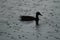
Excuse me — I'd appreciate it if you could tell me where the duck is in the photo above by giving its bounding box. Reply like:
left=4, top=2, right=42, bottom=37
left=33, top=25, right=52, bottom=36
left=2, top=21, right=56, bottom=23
left=19, top=11, right=43, bottom=25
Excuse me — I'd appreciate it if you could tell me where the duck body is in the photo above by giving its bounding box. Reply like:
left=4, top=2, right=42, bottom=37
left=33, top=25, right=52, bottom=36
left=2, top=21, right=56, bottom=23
left=20, top=16, right=36, bottom=21
left=19, top=11, right=42, bottom=25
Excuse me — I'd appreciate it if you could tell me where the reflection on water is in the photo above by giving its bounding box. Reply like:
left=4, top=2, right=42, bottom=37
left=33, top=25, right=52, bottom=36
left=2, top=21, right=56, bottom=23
left=35, top=25, right=42, bottom=40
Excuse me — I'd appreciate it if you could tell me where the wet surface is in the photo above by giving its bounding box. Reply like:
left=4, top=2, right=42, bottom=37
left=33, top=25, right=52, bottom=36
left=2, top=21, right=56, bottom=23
left=0, top=0, right=60, bottom=40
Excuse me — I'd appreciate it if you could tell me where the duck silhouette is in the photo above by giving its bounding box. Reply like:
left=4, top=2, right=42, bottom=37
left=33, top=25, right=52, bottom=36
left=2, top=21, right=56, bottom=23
left=19, top=11, right=43, bottom=25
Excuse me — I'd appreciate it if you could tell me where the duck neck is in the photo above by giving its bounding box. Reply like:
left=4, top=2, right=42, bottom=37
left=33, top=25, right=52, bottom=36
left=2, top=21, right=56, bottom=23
left=36, top=14, right=39, bottom=25
left=36, top=14, right=39, bottom=19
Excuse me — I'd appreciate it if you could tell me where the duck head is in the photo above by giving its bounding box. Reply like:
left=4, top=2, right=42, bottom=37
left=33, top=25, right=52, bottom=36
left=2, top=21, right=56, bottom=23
left=36, top=12, right=43, bottom=16
left=35, top=11, right=43, bottom=25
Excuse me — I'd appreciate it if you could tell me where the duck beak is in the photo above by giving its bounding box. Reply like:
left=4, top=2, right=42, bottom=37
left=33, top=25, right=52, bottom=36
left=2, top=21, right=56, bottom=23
left=40, top=14, right=43, bottom=16
left=39, top=12, right=43, bottom=16
left=41, top=14, right=43, bottom=16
